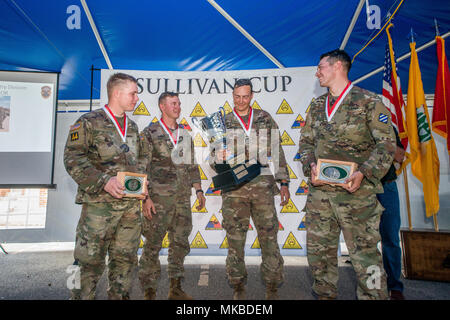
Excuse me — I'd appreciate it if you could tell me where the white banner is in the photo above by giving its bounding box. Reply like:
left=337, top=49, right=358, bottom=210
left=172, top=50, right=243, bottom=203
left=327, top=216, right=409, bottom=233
left=101, top=67, right=325, bottom=255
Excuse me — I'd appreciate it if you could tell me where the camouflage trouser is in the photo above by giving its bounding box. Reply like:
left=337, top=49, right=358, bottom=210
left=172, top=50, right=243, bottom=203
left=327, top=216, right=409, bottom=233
left=222, top=187, right=284, bottom=287
left=138, top=195, right=192, bottom=291
left=72, top=200, right=142, bottom=300
left=305, top=187, right=388, bottom=300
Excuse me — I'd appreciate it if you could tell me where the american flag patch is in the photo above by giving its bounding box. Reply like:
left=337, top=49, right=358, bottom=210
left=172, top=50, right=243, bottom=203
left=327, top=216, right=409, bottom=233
left=378, top=113, right=388, bottom=124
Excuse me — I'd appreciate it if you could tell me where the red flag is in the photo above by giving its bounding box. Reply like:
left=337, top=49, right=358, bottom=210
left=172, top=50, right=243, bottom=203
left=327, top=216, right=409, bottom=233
left=382, top=24, right=408, bottom=149
left=432, top=36, right=450, bottom=154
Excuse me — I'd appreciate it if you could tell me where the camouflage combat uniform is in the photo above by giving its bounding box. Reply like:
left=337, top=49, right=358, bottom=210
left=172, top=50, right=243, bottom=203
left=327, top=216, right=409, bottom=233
left=213, top=108, right=289, bottom=287
left=138, top=121, right=200, bottom=291
left=64, top=108, right=145, bottom=300
left=298, top=85, right=396, bottom=300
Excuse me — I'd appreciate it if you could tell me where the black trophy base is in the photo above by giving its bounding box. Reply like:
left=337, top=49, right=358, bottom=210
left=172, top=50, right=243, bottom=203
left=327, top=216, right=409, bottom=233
left=212, top=161, right=261, bottom=192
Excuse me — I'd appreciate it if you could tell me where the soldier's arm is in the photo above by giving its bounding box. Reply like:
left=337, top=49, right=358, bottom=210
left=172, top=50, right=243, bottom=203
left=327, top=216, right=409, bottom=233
left=358, top=100, right=396, bottom=182
left=298, top=107, right=317, bottom=177
left=188, top=134, right=202, bottom=187
left=267, top=116, right=289, bottom=183
left=63, top=118, right=111, bottom=194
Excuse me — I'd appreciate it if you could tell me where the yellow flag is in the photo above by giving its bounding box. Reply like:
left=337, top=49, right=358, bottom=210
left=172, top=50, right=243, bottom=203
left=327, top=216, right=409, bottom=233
left=405, top=42, right=440, bottom=217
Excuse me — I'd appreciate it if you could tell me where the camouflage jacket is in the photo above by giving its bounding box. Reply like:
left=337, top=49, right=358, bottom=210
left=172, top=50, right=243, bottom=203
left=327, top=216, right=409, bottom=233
left=64, top=108, right=146, bottom=204
left=211, top=108, right=290, bottom=195
left=298, top=85, right=396, bottom=194
left=140, top=120, right=200, bottom=197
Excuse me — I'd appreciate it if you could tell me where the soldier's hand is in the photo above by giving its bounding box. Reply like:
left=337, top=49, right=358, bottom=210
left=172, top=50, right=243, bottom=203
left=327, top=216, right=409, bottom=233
left=196, top=192, right=206, bottom=210
left=343, top=171, right=364, bottom=193
left=143, top=198, right=157, bottom=220
left=280, top=185, right=290, bottom=206
left=104, top=177, right=125, bottom=199
left=310, top=163, right=326, bottom=187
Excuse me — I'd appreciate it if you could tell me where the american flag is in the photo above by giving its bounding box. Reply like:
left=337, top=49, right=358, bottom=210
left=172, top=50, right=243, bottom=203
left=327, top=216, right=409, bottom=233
left=382, top=42, right=408, bottom=149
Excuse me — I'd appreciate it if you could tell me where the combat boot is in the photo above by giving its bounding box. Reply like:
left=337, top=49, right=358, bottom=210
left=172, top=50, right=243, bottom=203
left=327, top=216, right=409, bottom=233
left=265, top=283, right=279, bottom=300
left=233, top=283, right=246, bottom=300
left=168, top=278, right=193, bottom=300
left=144, top=288, right=156, bottom=300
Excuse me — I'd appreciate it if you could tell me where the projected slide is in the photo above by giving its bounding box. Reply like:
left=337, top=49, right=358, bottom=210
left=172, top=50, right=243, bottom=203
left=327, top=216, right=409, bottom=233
left=0, top=81, right=54, bottom=152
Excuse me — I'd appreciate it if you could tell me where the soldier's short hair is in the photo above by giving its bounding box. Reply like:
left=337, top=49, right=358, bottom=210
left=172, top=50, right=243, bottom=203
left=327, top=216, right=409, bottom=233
left=320, top=49, right=352, bottom=73
left=234, top=78, right=253, bottom=93
left=158, top=91, right=179, bottom=106
left=107, top=73, right=137, bottom=99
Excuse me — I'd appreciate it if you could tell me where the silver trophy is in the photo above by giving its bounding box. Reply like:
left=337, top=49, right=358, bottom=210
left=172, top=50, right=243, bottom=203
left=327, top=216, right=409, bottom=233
left=192, top=107, right=261, bottom=192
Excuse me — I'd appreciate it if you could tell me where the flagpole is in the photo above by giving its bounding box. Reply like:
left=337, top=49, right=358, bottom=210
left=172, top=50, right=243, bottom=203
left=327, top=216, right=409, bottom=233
left=402, top=167, right=413, bottom=230
left=433, top=214, right=439, bottom=232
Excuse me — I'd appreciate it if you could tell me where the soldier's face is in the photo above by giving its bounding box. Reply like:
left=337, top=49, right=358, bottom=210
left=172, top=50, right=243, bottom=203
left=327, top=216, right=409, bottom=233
left=316, top=57, right=335, bottom=88
left=160, top=96, right=181, bottom=120
left=116, top=81, right=139, bottom=112
left=233, top=85, right=253, bottom=114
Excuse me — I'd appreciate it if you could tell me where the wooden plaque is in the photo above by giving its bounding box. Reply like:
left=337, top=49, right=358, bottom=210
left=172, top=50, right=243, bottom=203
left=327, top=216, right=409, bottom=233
left=117, top=172, right=147, bottom=198
left=316, top=158, right=357, bottom=188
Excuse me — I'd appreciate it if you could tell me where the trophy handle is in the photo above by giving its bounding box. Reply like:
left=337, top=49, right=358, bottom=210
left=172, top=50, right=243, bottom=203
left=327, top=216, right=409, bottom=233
left=191, top=117, right=200, bottom=130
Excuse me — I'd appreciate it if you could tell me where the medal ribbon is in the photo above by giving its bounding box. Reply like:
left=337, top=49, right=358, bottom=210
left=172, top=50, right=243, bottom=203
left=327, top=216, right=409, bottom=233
left=326, top=81, right=353, bottom=122
left=159, top=118, right=179, bottom=147
left=103, top=104, right=127, bottom=142
left=232, top=107, right=253, bottom=136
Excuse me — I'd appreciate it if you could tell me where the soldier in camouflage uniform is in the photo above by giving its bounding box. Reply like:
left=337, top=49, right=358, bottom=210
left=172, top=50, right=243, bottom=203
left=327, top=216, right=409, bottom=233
left=298, top=50, right=396, bottom=300
left=138, top=92, right=206, bottom=300
left=64, top=73, right=146, bottom=300
left=212, top=79, right=290, bottom=300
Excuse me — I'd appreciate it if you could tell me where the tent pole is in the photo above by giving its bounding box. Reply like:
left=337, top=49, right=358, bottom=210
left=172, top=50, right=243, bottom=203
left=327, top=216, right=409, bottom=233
left=80, top=0, right=113, bottom=70
left=206, top=0, right=284, bottom=68
left=340, top=0, right=366, bottom=50
left=353, top=31, right=450, bottom=84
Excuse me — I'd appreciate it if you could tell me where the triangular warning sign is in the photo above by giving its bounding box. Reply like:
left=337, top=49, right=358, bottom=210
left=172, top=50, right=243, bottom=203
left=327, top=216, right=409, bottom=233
left=139, top=237, right=144, bottom=248
left=190, top=231, right=208, bottom=248
left=198, top=165, right=208, bottom=180
left=306, top=98, right=315, bottom=114
left=280, top=130, right=295, bottom=146
left=151, top=116, right=159, bottom=123
left=133, top=101, right=150, bottom=116
left=206, top=182, right=221, bottom=196
left=190, top=102, right=207, bottom=117
left=191, top=199, right=207, bottom=213
left=282, top=232, right=302, bottom=249
left=162, top=232, right=169, bottom=248
left=295, top=180, right=309, bottom=195
left=180, top=118, right=192, bottom=131
left=223, top=101, right=233, bottom=114
left=205, top=214, right=222, bottom=230
left=252, top=100, right=262, bottom=110
left=287, top=164, right=298, bottom=179
left=276, top=99, right=293, bottom=114
left=251, top=237, right=260, bottom=249
left=220, top=236, right=229, bottom=249
left=279, top=221, right=284, bottom=231
left=298, top=215, right=306, bottom=230
left=193, top=133, right=207, bottom=147
left=280, top=198, right=299, bottom=213
left=291, top=114, right=306, bottom=129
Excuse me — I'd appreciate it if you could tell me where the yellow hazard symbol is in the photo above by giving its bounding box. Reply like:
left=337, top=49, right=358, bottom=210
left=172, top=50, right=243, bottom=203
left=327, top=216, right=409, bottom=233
left=276, top=99, right=293, bottom=114
left=162, top=232, right=170, bottom=248
left=151, top=116, right=159, bottom=123
left=287, top=164, right=298, bottom=179
left=139, top=237, right=144, bottom=248
left=280, top=130, right=295, bottom=146
left=252, top=100, right=262, bottom=110
left=133, top=101, right=150, bottom=116
left=193, top=133, right=207, bottom=147
left=190, top=231, right=208, bottom=248
left=190, top=102, right=207, bottom=117
left=205, top=214, right=222, bottom=230
left=280, top=198, right=299, bottom=213
left=282, top=232, right=302, bottom=249
left=191, top=198, right=208, bottom=213
left=306, top=98, right=315, bottom=114
left=220, top=236, right=229, bottom=249
left=180, top=117, right=192, bottom=131
left=298, top=215, right=306, bottom=230
left=198, top=165, right=208, bottom=180
left=223, top=101, right=233, bottom=114
left=251, top=237, right=260, bottom=249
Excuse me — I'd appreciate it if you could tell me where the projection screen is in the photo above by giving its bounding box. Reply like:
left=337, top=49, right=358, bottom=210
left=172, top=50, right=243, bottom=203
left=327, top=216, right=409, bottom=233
left=0, top=70, right=59, bottom=187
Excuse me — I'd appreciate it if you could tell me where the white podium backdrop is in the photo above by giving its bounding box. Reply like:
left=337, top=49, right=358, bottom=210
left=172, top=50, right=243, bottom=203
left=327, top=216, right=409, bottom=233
left=100, top=67, right=325, bottom=255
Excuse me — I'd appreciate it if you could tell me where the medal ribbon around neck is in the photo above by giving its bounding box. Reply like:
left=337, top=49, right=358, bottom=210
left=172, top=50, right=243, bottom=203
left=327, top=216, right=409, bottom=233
left=103, top=104, right=127, bottom=142
left=159, top=118, right=180, bottom=147
left=325, top=81, right=353, bottom=122
left=232, top=107, right=253, bottom=136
